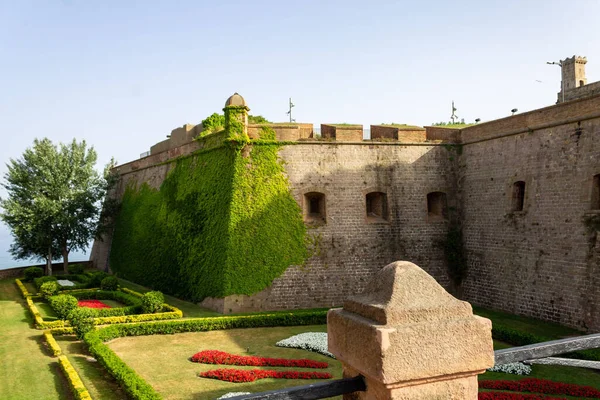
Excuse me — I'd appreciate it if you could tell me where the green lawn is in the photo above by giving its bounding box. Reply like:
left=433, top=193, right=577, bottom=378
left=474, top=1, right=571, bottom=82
left=107, top=324, right=341, bottom=400
left=0, top=279, right=72, bottom=400
left=473, top=306, right=586, bottom=338
left=55, top=336, right=124, bottom=400
left=117, top=278, right=221, bottom=318
left=4, top=274, right=600, bottom=400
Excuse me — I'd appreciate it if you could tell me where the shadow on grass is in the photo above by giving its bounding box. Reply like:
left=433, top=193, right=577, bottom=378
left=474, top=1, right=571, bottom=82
left=49, top=359, right=75, bottom=400
left=26, top=331, right=53, bottom=357
left=57, top=336, right=125, bottom=400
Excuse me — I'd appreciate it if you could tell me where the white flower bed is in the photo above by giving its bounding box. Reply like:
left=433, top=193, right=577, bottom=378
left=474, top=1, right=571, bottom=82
left=487, top=362, right=532, bottom=375
left=217, top=393, right=251, bottom=399
left=275, top=332, right=335, bottom=358
left=57, top=279, right=75, bottom=287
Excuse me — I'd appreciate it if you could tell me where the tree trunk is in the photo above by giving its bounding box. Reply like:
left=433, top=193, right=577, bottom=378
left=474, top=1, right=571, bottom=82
left=47, top=247, right=53, bottom=276
left=62, top=245, right=69, bottom=274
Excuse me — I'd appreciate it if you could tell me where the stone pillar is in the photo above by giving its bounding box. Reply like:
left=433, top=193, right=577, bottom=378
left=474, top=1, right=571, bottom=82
left=328, top=261, right=494, bottom=399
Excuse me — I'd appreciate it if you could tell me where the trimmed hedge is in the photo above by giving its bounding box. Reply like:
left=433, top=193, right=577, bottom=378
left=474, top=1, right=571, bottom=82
left=58, top=355, right=93, bottom=400
left=25, top=296, right=66, bottom=329
left=20, top=284, right=182, bottom=329
left=49, top=294, right=79, bottom=319
left=141, top=291, right=164, bottom=314
left=60, top=289, right=142, bottom=317
left=24, top=266, right=44, bottom=281
left=85, top=271, right=109, bottom=287
left=68, top=264, right=85, bottom=275
left=15, top=279, right=30, bottom=297
left=101, top=276, right=119, bottom=291
left=84, top=310, right=327, bottom=400
left=92, top=304, right=182, bottom=325
left=85, top=331, right=161, bottom=400
left=34, top=275, right=57, bottom=289
left=95, top=311, right=327, bottom=342
left=50, top=327, right=75, bottom=335
left=40, top=281, right=60, bottom=299
left=44, top=330, right=62, bottom=356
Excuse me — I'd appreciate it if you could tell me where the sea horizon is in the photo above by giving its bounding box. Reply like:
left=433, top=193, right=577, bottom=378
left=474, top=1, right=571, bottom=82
left=0, top=224, right=91, bottom=270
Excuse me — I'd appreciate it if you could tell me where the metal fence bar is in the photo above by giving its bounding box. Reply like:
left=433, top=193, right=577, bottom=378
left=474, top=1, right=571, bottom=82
left=494, top=332, right=600, bottom=365
left=226, top=375, right=366, bottom=400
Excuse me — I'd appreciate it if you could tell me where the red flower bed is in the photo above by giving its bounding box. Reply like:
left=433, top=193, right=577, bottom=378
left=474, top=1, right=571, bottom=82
left=479, top=393, right=567, bottom=400
left=479, top=378, right=600, bottom=398
left=198, top=368, right=332, bottom=383
left=190, top=350, right=328, bottom=369
left=77, top=299, right=112, bottom=309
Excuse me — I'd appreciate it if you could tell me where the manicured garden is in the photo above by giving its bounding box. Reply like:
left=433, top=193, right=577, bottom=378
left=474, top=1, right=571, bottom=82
left=2, top=270, right=600, bottom=400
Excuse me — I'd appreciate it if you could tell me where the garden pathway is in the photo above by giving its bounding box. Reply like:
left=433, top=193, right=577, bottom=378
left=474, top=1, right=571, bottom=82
left=0, top=278, right=71, bottom=400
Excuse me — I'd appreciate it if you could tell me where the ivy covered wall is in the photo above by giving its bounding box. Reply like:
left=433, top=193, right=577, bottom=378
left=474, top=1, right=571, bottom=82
left=109, top=116, right=308, bottom=302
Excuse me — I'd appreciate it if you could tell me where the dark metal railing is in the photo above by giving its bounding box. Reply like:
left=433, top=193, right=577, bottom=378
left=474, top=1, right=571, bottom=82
left=226, top=375, right=366, bottom=400
left=224, top=332, right=600, bottom=400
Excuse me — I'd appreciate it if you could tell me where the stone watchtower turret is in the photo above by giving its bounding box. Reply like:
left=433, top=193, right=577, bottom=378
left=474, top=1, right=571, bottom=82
left=558, top=56, right=587, bottom=102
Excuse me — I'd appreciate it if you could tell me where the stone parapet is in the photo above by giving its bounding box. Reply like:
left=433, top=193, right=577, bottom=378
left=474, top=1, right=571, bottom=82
left=321, top=124, right=364, bottom=141
left=328, top=261, right=494, bottom=399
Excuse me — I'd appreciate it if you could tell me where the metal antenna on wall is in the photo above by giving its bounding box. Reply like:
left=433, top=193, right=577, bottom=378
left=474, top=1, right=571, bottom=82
left=450, top=101, right=458, bottom=124
left=547, top=60, right=564, bottom=103
left=286, top=98, right=296, bottom=123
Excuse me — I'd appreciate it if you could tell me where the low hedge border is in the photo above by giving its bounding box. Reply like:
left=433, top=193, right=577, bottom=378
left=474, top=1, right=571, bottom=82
left=44, top=330, right=62, bottom=356
left=15, top=279, right=66, bottom=329
left=57, top=289, right=142, bottom=317
left=58, top=354, right=93, bottom=400
left=15, top=278, right=30, bottom=297
left=51, top=327, right=75, bottom=335
left=34, top=274, right=93, bottom=291
left=83, top=310, right=328, bottom=400
left=26, top=296, right=66, bottom=329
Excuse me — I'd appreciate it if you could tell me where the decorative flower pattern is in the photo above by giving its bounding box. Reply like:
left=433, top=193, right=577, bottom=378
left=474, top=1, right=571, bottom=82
left=77, top=300, right=111, bottom=309
left=198, top=368, right=332, bottom=383
left=190, top=350, right=328, bottom=368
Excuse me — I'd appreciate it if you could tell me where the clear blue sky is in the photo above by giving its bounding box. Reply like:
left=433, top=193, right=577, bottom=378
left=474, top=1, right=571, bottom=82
left=0, top=0, right=599, bottom=267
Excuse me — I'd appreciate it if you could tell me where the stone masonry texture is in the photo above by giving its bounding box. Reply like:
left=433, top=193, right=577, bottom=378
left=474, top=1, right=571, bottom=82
left=91, top=93, right=600, bottom=331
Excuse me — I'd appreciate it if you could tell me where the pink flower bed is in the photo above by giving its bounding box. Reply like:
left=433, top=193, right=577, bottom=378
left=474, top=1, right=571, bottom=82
left=77, top=299, right=112, bottom=309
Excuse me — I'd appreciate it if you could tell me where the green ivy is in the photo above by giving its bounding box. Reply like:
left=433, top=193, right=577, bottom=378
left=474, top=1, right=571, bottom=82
left=109, top=119, right=307, bottom=302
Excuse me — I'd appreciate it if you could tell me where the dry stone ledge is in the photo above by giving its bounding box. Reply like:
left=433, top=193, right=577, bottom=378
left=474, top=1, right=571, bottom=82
left=327, top=261, right=494, bottom=399
left=524, top=357, right=600, bottom=370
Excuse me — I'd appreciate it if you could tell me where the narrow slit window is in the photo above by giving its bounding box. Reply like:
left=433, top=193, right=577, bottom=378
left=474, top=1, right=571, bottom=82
left=366, top=192, right=388, bottom=221
left=592, top=174, right=600, bottom=210
left=427, top=192, right=448, bottom=219
left=304, top=192, right=325, bottom=223
left=512, top=181, right=526, bottom=212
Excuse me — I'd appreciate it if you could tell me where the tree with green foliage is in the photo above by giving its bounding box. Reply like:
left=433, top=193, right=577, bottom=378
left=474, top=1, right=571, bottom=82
left=0, top=138, right=116, bottom=275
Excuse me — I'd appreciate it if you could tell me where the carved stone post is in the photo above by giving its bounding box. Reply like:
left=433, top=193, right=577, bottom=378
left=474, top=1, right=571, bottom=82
left=328, top=261, right=494, bottom=399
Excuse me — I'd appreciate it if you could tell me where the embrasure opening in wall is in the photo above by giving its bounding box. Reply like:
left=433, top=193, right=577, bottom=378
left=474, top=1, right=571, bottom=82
left=366, top=192, right=388, bottom=222
left=512, top=181, right=526, bottom=212
left=304, top=192, right=326, bottom=224
left=427, top=192, right=448, bottom=220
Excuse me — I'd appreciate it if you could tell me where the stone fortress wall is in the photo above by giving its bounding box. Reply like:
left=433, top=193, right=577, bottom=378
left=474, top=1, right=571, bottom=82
left=91, top=56, right=600, bottom=331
